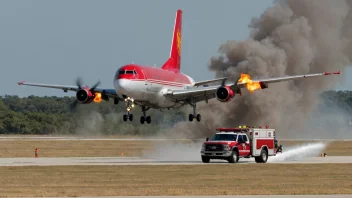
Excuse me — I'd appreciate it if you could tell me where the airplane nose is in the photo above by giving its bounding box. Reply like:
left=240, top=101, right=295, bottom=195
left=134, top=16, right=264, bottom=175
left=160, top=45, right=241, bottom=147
left=115, top=79, right=128, bottom=91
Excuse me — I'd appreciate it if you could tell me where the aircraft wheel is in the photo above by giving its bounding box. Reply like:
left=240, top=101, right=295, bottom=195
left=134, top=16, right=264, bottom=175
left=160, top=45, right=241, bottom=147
left=189, top=114, right=193, bottom=122
left=129, top=114, right=133, bottom=121
left=146, top=116, right=151, bottom=124
left=123, top=114, right=128, bottom=122
left=196, top=114, right=201, bottom=122
left=140, top=116, right=145, bottom=124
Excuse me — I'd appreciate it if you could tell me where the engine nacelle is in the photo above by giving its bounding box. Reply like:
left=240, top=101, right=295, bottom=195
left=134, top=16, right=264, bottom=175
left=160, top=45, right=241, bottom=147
left=216, top=86, right=235, bottom=102
left=76, top=88, right=95, bottom=104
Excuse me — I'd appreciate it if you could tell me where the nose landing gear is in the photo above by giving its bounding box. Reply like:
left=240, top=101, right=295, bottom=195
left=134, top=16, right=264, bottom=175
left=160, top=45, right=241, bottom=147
left=123, top=97, right=135, bottom=122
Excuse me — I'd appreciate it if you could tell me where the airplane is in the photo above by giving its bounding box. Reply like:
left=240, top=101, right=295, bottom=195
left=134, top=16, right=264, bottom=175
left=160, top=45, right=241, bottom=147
left=17, top=9, right=341, bottom=124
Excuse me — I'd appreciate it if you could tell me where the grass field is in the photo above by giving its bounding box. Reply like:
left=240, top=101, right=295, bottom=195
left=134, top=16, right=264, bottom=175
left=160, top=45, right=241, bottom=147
left=0, top=164, right=351, bottom=196
left=0, top=139, right=351, bottom=157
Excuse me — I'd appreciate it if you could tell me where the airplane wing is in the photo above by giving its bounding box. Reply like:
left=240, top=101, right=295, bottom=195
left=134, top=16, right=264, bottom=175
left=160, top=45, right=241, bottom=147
left=164, top=71, right=341, bottom=103
left=17, top=81, right=121, bottom=99
left=193, top=77, right=229, bottom=87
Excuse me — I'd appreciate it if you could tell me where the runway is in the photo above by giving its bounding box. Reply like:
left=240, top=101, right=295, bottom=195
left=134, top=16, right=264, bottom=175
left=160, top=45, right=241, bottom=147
left=0, top=156, right=351, bottom=166
left=0, top=136, right=195, bottom=141
left=0, top=136, right=351, bottom=141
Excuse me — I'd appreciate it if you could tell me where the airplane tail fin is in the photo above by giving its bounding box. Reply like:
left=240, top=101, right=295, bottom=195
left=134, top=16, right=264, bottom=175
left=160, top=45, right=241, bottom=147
left=162, top=9, right=182, bottom=73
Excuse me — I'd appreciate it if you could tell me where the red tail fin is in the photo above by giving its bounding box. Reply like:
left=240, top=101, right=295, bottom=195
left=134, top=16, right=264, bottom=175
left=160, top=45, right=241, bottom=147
left=162, top=9, right=182, bottom=73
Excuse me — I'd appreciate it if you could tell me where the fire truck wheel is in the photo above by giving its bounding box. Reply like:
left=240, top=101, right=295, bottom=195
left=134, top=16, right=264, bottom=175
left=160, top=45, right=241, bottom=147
left=255, top=149, right=268, bottom=163
left=201, top=156, right=210, bottom=163
left=228, top=150, right=239, bottom=163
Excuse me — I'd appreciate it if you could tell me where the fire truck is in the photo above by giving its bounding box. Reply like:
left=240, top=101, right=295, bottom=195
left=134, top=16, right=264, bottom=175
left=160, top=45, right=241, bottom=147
left=200, top=125, right=276, bottom=163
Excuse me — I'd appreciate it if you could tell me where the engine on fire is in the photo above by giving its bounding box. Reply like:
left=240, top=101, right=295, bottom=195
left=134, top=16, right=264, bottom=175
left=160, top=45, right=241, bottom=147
left=216, top=86, right=234, bottom=102
left=215, top=79, right=268, bottom=102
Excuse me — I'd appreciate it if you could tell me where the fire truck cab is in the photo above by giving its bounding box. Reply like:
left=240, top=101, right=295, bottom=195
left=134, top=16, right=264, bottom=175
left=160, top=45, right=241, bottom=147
left=200, top=125, right=276, bottom=163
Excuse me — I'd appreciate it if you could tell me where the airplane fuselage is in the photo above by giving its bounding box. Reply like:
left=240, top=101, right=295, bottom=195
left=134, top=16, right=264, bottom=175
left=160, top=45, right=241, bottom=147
left=114, top=64, right=195, bottom=109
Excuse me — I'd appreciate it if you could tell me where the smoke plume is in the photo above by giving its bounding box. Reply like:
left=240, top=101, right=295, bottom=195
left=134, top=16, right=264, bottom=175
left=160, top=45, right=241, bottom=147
left=163, top=0, right=352, bottom=139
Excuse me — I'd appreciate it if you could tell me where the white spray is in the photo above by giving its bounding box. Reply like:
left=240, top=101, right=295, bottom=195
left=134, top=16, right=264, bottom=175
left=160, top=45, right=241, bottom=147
left=268, top=142, right=328, bottom=162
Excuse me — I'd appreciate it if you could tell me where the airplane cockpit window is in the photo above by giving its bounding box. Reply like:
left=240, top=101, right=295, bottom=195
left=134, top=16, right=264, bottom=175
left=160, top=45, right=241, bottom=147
left=117, top=69, right=137, bottom=75
left=125, top=70, right=137, bottom=74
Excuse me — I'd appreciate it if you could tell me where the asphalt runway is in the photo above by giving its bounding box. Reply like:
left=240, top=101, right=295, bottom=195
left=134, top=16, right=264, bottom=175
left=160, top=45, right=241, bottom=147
left=0, top=136, right=194, bottom=141
left=0, top=156, right=351, bottom=166
left=0, top=136, right=351, bottom=141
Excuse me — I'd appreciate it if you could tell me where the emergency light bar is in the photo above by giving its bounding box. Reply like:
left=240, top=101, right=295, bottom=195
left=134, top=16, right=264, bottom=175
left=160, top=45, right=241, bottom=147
left=238, top=125, right=270, bottom=129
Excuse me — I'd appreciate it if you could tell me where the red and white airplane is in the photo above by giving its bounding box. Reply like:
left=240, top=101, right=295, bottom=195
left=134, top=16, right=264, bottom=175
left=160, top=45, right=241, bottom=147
left=18, top=9, right=340, bottom=124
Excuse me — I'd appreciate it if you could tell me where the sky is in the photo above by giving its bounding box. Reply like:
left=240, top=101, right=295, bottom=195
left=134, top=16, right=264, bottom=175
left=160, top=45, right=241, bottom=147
left=0, top=0, right=351, bottom=97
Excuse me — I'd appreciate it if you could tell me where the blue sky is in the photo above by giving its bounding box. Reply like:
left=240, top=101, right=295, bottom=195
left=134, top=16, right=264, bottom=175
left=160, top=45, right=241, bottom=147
left=0, top=0, right=350, bottom=97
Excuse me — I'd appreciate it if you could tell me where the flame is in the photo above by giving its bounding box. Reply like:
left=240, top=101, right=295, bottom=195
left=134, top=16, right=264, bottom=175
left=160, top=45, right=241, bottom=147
left=94, top=92, right=102, bottom=103
left=238, top=73, right=261, bottom=92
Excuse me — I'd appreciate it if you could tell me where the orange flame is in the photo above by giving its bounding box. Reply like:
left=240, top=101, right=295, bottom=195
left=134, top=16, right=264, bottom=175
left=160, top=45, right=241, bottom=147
left=94, top=93, right=102, bottom=103
left=238, top=73, right=261, bottom=92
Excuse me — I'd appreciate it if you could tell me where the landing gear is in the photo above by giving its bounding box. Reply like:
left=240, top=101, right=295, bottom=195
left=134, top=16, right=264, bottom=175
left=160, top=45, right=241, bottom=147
left=140, top=115, right=151, bottom=124
left=123, top=97, right=135, bottom=122
left=123, top=113, right=133, bottom=121
left=188, top=103, right=201, bottom=122
left=140, top=106, right=151, bottom=124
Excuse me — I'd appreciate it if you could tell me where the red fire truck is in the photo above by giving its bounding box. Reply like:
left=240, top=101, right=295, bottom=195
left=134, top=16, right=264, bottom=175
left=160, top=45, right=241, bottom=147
left=200, top=125, right=276, bottom=163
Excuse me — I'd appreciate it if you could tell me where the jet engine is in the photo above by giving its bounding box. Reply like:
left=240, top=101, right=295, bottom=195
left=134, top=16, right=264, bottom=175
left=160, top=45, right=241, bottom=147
left=216, top=86, right=235, bottom=102
left=76, top=88, right=95, bottom=104
left=69, top=78, right=102, bottom=111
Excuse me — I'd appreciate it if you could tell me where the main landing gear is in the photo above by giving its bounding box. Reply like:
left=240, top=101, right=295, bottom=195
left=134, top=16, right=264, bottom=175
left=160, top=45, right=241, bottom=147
left=123, top=97, right=135, bottom=122
left=188, top=103, right=201, bottom=122
left=140, top=105, right=151, bottom=124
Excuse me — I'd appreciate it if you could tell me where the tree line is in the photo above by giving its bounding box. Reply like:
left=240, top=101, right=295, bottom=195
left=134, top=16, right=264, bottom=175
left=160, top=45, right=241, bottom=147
left=0, top=90, right=351, bottom=135
left=0, top=95, right=185, bottom=135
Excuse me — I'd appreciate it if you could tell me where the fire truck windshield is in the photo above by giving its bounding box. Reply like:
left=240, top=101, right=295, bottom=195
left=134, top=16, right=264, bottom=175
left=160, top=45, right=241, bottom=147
left=210, top=134, right=237, bottom=141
